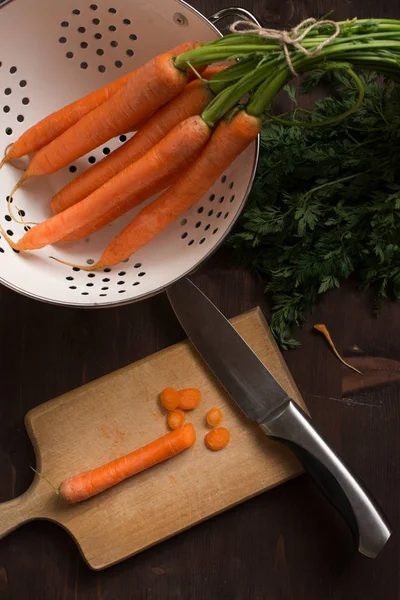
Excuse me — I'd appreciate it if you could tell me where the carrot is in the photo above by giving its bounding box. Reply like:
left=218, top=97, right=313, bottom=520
left=206, top=407, right=223, bottom=427
left=167, top=409, right=186, bottom=430
left=59, top=423, right=196, bottom=503
left=160, top=387, right=180, bottom=411
left=178, top=388, right=202, bottom=410
left=15, top=116, right=211, bottom=250
left=51, top=78, right=214, bottom=214
left=10, top=51, right=187, bottom=192
left=1, top=41, right=199, bottom=168
left=204, top=427, right=230, bottom=451
left=55, top=110, right=260, bottom=269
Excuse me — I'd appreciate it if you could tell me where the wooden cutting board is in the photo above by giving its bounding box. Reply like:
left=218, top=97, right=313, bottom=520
left=0, top=307, right=307, bottom=570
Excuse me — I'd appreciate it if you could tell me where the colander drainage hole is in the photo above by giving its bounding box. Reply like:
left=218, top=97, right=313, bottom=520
left=66, top=276, right=74, bottom=281
left=59, top=37, right=67, bottom=43
left=95, top=33, right=102, bottom=40
left=86, top=283, right=94, bottom=287
left=115, top=61, right=123, bottom=69
left=61, top=21, right=69, bottom=28
left=69, top=286, right=77, bottom=289
left=103, top=267, right=111, bottom=272
left=224, top=212, right=229, bottom=219
left=195, top=221, right=201, bottom=228
left=98, top=65, right=106, bottom=73
left=216, top=212, right=222, bottom=218
left=188, top=240, right=194, bottom=246
left=102, top=287, right=108, bottom=290
left=103, top=147, right=110, bottom=155
left=10, top=66, right=17, bottom=74
left=72, top=9, right=80, bottom=15
left=103, top=277, right=110, bottom=282
left=229, top=181, right=234, bottom=189
left=138, top=272, right=145, bottom=277
left=109, top=7, right=117, bottom=14
left=87, top=273, right=95, bottom=278
left=93, top=18, right=100, bottom=25
left=118, top=290, right=126, bottom=293
left=221, top=175, right=227, bottom=183
left=0, top=248, right=4, bottom=254
left=118, top=271, right=126, bottom=276
left=130, top=34, right=137, bottom=41
left=4, top=88, right=11, bottom=96
left=88, top=156, right=96, bottom=164
left=199, top=237, right=205, bottom=244
left=134, top=262, right=141, bottom=268
left=181, top=232, right=187, bottom=239
left=3, top=106, right=10, bottom=113
left=96, top=49, right=104, bottom=56
left=6, top=230, right=13, bottom=236
left=72, top=267, right=80, bottom=272
left=109, top=25, right=117, bottom=32
left=111, top=40, right=118, bottom=47
left=4, top=215, right=11, bottom=222
left=213, top=228, right=219, bottom=234
left=197, top=206, right=204, bottom=214
left=117, top=280, right=125, bottom=285
left=81, top=292, right=89, bottom=295
left=209, top=194, right=215, bottom=202
left=90, top=4, right=98, bottom=10
left=132, top=282, right=140, bottom=286
left=230, top=195, right=235, bottom=203
left=100, top=294, right=107, bottom=297
left=19, top=80, right=27, bottom=88
left=119, top=135, right=127, bottom=142
left=87, top=258, right=95, bottom=265
left=219, top=196, right=224, bottom=203
left=205, top=224, right=210, bottom=231
left=208, top=210, right=213, bottom=216
left=69, top=165, right=77, bottom=173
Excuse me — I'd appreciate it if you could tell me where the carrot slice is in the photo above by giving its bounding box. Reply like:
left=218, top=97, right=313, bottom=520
left=206, top=407, right=223, bottom=426
left=178, top=388, right=202, bottom=410
left=160, top=388, right=180, bottom=411
left=204, top=427, right=230, bottom=451
left=167, top=409, right=186, bottom=430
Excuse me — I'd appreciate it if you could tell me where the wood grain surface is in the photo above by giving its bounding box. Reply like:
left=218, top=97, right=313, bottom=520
left=0, top=0, right=399, bottom=598
left=0, top=309, right=305, bottom=570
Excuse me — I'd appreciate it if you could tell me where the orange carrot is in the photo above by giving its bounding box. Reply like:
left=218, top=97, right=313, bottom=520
left=160, top=388, right=180, bottom=411
left=178, top=388, right=202, bottom=410
left=60, top=423, right=196, bottom=503
left=59, top=110, right=260, bottom=269
left=51, top=78, right=214, bottom=214
left=1, top=41, right=199, bottom=167
left=15, top=116, right=211, bottom=250
left=12, top=52, right=188, bottom=187
left=167, top=409, right=186, bottom=430
left=206, top=407, right=223, bottom=427
left=204, top=427, right=230, bottom=451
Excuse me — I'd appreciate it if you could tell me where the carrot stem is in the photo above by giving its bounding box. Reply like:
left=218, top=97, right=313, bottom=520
left=30, top=466, right=60, bottom=495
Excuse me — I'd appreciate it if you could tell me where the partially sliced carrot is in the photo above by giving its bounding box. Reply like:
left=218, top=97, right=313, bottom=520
left=60, top=423, right=196, bottom=503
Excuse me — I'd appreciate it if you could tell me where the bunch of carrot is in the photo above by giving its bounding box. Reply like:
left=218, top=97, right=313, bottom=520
left=2, top=17, right=382, bottom=269
left=0, top=38, right=264, bottom=268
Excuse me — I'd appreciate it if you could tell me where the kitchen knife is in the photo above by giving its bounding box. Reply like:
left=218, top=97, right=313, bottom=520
left=167, top=278, right=391, bottom=559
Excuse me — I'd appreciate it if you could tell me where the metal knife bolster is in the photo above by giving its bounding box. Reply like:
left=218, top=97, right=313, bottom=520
left=260, top=399, right=391, bottom=559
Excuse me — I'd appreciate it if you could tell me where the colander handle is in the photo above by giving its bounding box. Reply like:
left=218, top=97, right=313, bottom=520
left=208, top=7, right=262, bottom=29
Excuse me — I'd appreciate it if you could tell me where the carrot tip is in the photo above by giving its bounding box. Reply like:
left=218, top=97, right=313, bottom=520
left=49, top=255, right=100, bottom=272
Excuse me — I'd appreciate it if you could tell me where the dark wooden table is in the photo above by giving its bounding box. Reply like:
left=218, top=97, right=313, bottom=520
left=1, top=1, right=399, bottom=598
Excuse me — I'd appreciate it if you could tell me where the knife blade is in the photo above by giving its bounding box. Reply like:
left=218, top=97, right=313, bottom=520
left=167, top=277, right=391, bottom=559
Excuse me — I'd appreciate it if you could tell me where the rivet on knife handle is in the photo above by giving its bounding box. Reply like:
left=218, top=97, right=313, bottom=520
left=261, top=399, right=391, bottom=559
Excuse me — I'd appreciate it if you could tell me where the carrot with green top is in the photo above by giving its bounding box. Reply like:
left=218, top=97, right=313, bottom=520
left=1, top=41, right=199, bottom=168
left=9, top=50, right=188, bottom=198
left=59, top=423, right=196, bottom=503
left=14, top=116, right=211, bottom=250
left=48, top=109, right=260, bottom=269
left=51, top=78, right=216, bottom=214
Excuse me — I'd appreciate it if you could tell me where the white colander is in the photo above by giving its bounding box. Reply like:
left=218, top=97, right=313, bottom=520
left=0, top=0, right=260, bottom=307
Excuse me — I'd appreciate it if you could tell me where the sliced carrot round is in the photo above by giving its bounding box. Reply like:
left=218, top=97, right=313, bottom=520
left=204, top=427, right=230, bottom=451
left=160, top=387, right=180, bottom=411
left=167, top=409, right=185, bottom=430
left=178, top=388, right=201, bottom=410
left=206, top=407, right=223, bottom=427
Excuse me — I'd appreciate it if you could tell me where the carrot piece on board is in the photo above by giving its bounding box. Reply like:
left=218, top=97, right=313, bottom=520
left=15, top=116, right=211, bottom=250
left=59, top=423, right=196, bottom=503
left=206, top=407, right=223, bottom=427
left=10, top=51, right=187, bottom=190
left=51, top=78, right=214, bottom=214
left=204, top=427, right=230, bottom=451
left=160, top=388, right=180, bottom=411
left=50, top=110, right=260, bottom=269
left=0, top=41, right=199, bottom=168
left=167, top=409, right=186, bottom=430
left=178, top=388, right=202, bottom=410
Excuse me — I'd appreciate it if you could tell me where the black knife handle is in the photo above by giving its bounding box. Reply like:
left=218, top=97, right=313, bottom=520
left=261, top=400, right=391, bottom=558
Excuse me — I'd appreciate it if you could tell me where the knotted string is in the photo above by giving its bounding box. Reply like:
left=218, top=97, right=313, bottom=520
left=229, top=17, right=340, bottom=77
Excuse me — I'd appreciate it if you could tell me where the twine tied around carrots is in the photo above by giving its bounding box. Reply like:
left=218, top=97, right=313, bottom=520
left=229, top=17, right=341, bottom=77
